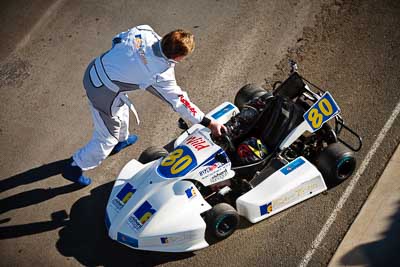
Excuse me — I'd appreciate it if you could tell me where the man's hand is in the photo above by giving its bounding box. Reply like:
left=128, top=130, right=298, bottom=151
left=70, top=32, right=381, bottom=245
left=208, top=120, right=227, bottom=137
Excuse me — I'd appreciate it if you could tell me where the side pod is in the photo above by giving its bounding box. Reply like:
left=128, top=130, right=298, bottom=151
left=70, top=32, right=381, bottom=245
left=236, top=157, right=327, bottom=223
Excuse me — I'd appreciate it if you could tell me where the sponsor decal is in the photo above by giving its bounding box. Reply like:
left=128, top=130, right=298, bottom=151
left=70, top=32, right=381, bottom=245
left=134, top=34, right=142, bottom=49
left=185, top=186, right=197, bottom=199
left=185, top=135, right=210, bottom=151
left=117, top=183, right=136, bottom=203
left=260, top=202, right=273, bottom=216
left=128, top=201, right=157, bottom=231
left=111, top=199, right=124, bottom=211
left=198, top=162, right=222, bottom=176
left=117, top=232, right=138, bottom=248
left=160, top=235, right=186, bottom=245
left=179, top=95, right=197, bottom=116
left=211, top=103, right=236, bottom=120
left=273, top=182, right=321, bottom=208
left=294, top=182, right=319, bottom=196
left=280, top=157, right=305, bottom=175
left=273, top=195, right=292, bottom=208
left=210, top=168, right=228, bottom=183
left=112, top=183, right=136, bottom=210
left=134, top=34, right=148, bottom=65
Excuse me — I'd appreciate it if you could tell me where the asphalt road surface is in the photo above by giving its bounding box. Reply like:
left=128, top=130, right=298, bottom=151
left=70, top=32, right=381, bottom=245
left=1, top=0, right=399, bottom=266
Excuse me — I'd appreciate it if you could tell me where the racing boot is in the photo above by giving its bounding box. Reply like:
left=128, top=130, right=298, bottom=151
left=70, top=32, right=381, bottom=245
left=110, top=134, right=138, bottom=155
left=62, top=160, right=91, bottom=186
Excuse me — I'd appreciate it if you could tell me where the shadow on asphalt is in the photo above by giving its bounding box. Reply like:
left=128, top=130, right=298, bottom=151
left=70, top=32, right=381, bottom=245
left=0, top=158, right=86, bottom=239
left=0, top=158, right=71, bottom=193
left=0, top=158, right=84, bottom=215
left=339, top=200, right=400, bottom=266
left=0, top=210, right=69, bottom=239
left=55, top=181, right=193, bottom=267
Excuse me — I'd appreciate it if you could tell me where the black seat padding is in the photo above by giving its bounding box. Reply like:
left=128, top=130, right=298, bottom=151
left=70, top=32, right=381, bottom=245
left=273, top=72, right=307, bottom=99
left=252, top=95, right=305, bottom=152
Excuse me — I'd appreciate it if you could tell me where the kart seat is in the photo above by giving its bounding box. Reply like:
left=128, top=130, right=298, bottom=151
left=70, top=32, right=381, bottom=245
left=273, top=72, right=307, bottom=100
left=254, top=95, right=305, bottom=152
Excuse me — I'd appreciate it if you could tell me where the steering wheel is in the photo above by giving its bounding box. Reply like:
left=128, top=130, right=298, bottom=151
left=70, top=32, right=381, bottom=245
left=221, top=133, right=236, bottom=152
left=213, top=128, right=235, bottom=152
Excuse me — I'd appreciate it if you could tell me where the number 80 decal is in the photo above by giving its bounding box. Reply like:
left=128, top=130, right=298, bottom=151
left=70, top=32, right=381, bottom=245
left=157, top=146, right=197, bottom=178
left=303, top=92, right=340, bottom=132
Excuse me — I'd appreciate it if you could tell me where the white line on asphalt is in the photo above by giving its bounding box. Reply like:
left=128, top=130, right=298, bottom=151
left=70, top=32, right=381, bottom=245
left=13, top=0, right=66, bottom=55
left=299, top=100, right=400, bottom=267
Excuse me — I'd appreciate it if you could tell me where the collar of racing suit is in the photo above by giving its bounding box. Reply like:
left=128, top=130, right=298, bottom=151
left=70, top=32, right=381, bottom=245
left=152, top=40, right=178, bottom=64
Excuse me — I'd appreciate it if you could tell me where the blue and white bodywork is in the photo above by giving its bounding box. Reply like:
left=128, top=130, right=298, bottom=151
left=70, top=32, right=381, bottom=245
left=105, top=93, right=346, bottom=252
left=105, top=102, right=238, bottom=252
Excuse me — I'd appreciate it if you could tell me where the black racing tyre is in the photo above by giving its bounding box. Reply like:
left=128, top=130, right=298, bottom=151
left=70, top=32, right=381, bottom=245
left=206, top=203, right=240, bottom=239
left=138, top=146, right=168, bottom=164
left=316, top=143, right=356, bottom=186
left=234, top=84, right=271, bottom=110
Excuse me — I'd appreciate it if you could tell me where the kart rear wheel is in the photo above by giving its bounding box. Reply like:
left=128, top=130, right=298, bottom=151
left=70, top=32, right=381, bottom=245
left=206, top=203, right=240, bottom=239
left=316, top=143, right=356, bottom=186
left=234, top=84, right=271, bottom=110
left=138, top=146, right=168, bottom=164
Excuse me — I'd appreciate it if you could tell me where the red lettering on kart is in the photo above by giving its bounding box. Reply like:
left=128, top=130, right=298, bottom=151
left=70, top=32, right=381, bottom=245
left=186, top=136, right=210, bottom=151
left=179, top=95, right=197, bottom=116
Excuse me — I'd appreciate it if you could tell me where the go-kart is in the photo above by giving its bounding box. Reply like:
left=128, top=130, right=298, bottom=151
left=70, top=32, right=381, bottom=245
left=105, top=61, right=362, bottom=252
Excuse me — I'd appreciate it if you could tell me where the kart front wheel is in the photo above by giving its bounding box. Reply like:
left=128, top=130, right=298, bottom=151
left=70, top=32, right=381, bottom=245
left=316, top=143, right=356, bottom=186
left=234, top=84, right=271, bottom=110
left=206, top=203, right=240, bottom=239
left=138, top=146, right=168, bottom=164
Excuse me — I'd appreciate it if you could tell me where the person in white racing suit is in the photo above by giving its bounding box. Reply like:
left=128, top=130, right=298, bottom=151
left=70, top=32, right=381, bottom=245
left=63, top=25, right=226, bottom=185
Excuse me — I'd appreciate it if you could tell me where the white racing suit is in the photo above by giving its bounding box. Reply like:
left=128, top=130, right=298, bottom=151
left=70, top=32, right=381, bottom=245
left=73, top=25, right=208, bottom=170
